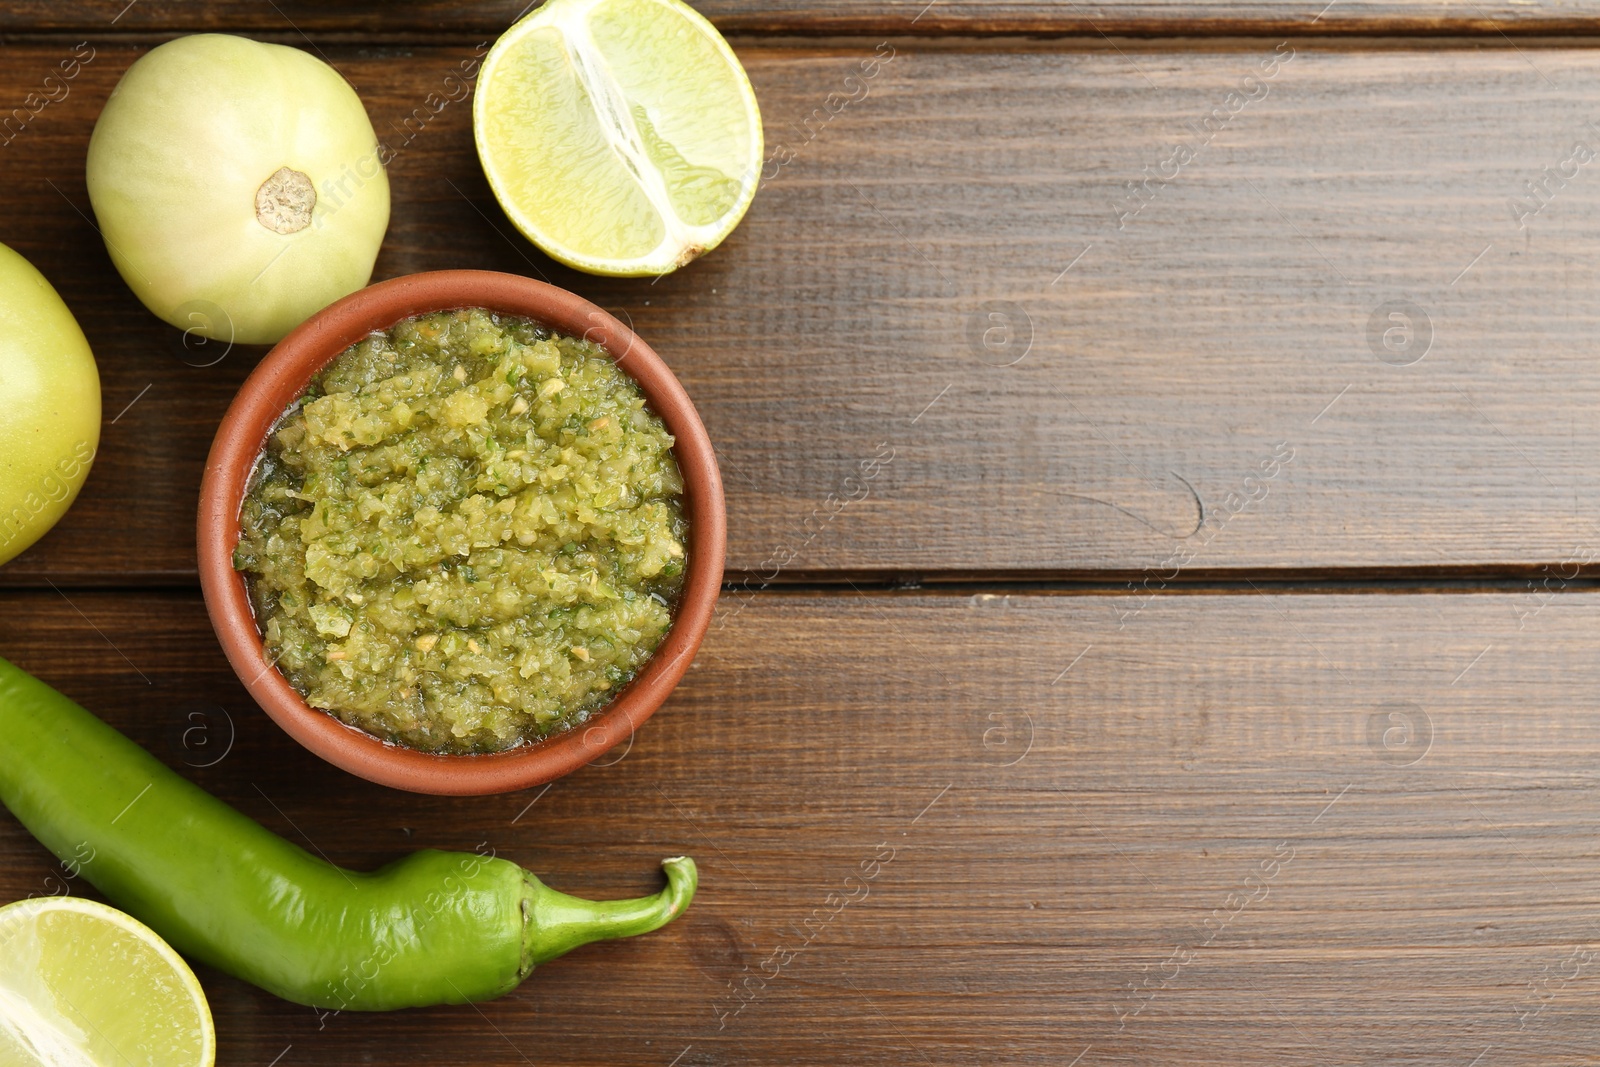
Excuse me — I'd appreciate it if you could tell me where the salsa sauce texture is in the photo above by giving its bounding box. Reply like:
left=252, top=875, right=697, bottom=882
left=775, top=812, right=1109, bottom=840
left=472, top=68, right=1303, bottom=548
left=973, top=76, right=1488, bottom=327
left=235, top=309, right=686, bottom=753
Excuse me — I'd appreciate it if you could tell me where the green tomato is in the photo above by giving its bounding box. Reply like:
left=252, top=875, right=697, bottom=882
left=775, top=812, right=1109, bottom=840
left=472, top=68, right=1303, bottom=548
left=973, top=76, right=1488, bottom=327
left=0, top=243, right=101, bottom=568
left=86, top=34, right=390, bottom=345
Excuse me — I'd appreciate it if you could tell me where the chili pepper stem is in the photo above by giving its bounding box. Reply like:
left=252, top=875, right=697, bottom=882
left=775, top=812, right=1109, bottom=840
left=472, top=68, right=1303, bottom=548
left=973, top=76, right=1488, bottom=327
left=520, top=856, right=698, bottom=970
left=0, top=657, right=699, bottom=1009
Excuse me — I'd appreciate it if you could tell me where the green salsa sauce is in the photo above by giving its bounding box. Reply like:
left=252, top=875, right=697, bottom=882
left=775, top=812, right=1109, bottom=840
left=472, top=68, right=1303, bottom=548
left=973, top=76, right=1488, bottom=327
left=234, top=308, right=687, bottom=754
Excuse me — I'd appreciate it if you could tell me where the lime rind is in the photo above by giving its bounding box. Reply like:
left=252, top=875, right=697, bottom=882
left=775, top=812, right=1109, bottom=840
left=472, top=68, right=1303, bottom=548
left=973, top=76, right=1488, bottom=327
left=0, top=897, right=216, bottom=1067
left=474, top=0, right=763, bottom=277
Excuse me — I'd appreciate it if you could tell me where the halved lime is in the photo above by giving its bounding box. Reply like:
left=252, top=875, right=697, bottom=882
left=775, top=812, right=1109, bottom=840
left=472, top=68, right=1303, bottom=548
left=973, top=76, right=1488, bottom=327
left=0, top=897, right=215, bottom=1067
left=474, top=0, right=763, bottom=276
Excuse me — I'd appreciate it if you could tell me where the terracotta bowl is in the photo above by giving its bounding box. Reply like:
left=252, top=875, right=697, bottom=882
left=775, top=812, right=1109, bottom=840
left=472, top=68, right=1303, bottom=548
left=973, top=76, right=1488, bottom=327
left=198, top=270, right=725, bottom=795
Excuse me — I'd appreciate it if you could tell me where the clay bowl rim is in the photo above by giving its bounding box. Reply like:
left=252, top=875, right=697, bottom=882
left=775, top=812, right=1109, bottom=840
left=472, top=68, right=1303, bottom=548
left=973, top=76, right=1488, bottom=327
left=197, top=269, right=726, bottom=796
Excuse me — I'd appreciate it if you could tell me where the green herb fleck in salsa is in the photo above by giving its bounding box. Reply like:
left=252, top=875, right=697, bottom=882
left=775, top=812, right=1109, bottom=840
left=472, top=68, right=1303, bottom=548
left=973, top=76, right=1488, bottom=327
left=234, top=308, right=686, bottom=754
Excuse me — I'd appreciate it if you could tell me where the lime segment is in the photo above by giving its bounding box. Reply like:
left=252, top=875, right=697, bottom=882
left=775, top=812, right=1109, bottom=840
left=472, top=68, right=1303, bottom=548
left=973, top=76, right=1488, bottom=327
left=0, top=898, right=215, bottom=1067
left=475, top=0, right=763, bottom=276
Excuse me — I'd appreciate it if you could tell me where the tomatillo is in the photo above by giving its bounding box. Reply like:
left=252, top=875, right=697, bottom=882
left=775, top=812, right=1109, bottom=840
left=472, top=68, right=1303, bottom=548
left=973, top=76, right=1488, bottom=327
left=0, top=242, right=100, bottom=568
left=86, top=34, right=390, bottom=345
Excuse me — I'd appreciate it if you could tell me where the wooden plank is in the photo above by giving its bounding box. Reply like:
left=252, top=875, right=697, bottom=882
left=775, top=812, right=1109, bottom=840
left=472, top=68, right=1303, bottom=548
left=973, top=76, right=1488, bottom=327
left=1, top=587, right=1598, bottom=1063
left=7, top=41, right=1600, bottom=581
left=4, top=0, right=1600, bottom=37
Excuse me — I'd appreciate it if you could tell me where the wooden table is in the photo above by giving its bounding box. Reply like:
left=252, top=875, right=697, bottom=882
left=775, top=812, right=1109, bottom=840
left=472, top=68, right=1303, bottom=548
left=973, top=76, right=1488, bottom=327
left=5, top=4, right=1600, bottom=1064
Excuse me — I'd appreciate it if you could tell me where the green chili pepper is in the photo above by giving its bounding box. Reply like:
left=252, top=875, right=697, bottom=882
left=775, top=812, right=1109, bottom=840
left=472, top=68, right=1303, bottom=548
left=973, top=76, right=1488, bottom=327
left=0, top=655, right=695, bottom=1010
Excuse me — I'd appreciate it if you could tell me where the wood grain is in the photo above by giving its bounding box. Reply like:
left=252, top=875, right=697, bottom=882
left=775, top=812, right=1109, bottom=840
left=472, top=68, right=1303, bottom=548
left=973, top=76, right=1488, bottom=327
left=5, top=0, right=1600, bottom=37
left=1, top=587, right=1598, bottom=1065
left=7, top=42, right=1600, bottom=582
left=3, top=6, right=1588, bottom=1067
